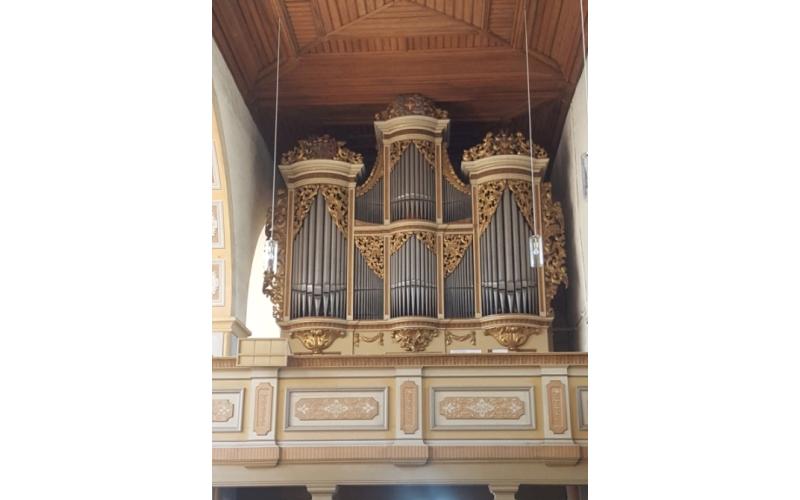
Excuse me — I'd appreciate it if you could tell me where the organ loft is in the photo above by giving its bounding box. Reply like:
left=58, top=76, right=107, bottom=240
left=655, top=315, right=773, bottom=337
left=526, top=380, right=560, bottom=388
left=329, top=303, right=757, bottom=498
left=262, top=94, right=568, bottom=355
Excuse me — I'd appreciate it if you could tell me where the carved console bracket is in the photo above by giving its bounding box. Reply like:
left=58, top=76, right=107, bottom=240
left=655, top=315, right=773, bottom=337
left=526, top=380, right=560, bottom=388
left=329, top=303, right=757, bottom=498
left=290, top=329, right=346, bottom=354
left=484, top=326, right=541, bottom=351
left=391, top=329, right=439, bottom=352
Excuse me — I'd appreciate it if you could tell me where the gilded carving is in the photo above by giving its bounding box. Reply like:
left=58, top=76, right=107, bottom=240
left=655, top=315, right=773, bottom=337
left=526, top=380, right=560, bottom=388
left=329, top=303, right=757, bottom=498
left=294, top=397, right=379, bottom=420
left=293, top=184, right=349, bottom=237
left=356, top=153, right=383, bottom=197
left=445, top=331, right=476, bottom=346
left=547, top=380, right=568, bottom=434
left=439, top=396, right=525, bottom=420
left=400, top=381, right=419, bottom=434
left=391, top=329, right=439, bottom=352
left=415, top=231, right=436, bottom=253
left=477, top=180, right=507, bottom=234
left=280, top=134, right=363, bottom=165
left=462, top=130, right=548, bottom=161
left=484, top=326, right=541, bottom=351
left=254, top=383, right=274, bottom=436
left=374, top=93, right=448, bottom=121
left=442, top=234, right=473, bottom=277
left=354, top=236, right=385, bottom=279
left=507, top=180, right=536, bottom=234
left=389, top=140, right=436, bottom=171
left=290, top=329, right=346, bottom=354
left=542, top=183, right=568, bottom=315
left=390, top=232, right=436, bottom=255
left=262, top=189, right=288, bottom=319
left=353, top=332, right=384, bottom=347
left=213, top=399, right=234, bottom=422
left=442, top=151, right=470, bottom=194
left=389, top=232, right=411, bottom=255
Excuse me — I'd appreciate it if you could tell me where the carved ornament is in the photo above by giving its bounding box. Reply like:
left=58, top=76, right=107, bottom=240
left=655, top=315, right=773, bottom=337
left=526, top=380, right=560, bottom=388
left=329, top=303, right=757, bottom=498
left=290, top=329, right=346, bottom=354
left=389, top=231, right=436, bottom=255
left=356, top=153, right=383, bottom=197
left=262, top=189, right=288, bottom=319
left=374, top=94, right=448, bottom=121
left=462, top=130, right=548, bottom=162
left=547, top=380, right=568, bottom=434
left=353, top=331, right=384, bottom=347
left=400, top=381, right=419, bottom=434
left=391, top=329, right=439, bottom=352
left=445, top=331, right=476, bottom=346
left=442, top=234, right=473, bottom=277
left=212, top=399, right=234, bottom=422
left=507, top=180, right=537, bottom=233
left=292, top=184, right=349, bottom=237
left=439, top=396, right=525, bottom=420
left=253, top=383, right=274, bottom=436
left=354, top=235, right=385, bottom=279
left=484, top=326, right=541, bottom=351
left=542, top=183, right=568, bottom=315
left=294, top=397, right=379, bottom=420
left=389, top=140, right=436, bottom=171
left=442, top=151, right=470, bottom=194
left=476, top=180, right=507, bottom=234
left=280, top=134, right=363, bottom=165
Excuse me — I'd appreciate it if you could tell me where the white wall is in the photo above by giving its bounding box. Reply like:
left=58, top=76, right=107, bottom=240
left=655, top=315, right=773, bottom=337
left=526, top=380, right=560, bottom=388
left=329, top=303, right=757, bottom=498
left=245, top=227, right=281, bottom=337
left=549, top=69, right=588, bottom=351
left=212, top=41, right=274, bottom=325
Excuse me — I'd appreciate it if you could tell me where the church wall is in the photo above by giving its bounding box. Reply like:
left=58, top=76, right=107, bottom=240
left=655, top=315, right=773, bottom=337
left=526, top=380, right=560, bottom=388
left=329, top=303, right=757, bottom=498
left=549, top=69, right=588, bottom=352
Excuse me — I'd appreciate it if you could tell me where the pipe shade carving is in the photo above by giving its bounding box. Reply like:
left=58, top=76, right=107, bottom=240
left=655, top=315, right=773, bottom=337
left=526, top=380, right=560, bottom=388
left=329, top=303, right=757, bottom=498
left=542, top=183, right=569, bottom=314
left=293, top=185, right=348, bottom=237
left=262, top=189, right=288, bottom=319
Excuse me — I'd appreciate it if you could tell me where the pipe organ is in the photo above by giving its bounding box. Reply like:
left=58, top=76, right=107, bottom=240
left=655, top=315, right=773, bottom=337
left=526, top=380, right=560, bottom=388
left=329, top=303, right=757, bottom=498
left=264, top=95, right=568, bottom=355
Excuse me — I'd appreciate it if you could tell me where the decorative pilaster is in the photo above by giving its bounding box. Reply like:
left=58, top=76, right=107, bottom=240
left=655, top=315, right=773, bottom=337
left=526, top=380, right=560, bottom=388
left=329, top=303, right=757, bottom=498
left=542, top=367, right=574, bottom=442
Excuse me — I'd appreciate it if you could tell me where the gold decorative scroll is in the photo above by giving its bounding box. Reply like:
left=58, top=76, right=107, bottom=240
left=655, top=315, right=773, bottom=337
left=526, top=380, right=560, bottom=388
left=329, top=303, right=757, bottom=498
left=507, top=180, right=536, bottom=234
left=319, top=185, right=348, bottom=234
left=293, top=184, right=349, bottom=237
left=294, top=397, right=379, bottom=420
left=542, top=183, right=568, bottom=315
left=355, top=153, right=383, bottom=197
left=389, top=140, right=436, bottom=171
left=462, top=130, right=548, bottom=161
left=484, top=326, right=541, bottom=351
left=280, top=134, right=363, bottom=165
left=390, top=232, right=436, bottom=255
left=442, top=151, right=470, bottom=194
left=354, top=236, right=385, bottom=279
left=445, top=331, right=476, bottom=346
left=354, top=332, right=384, bottom=347
left=262, top=188, right=288, bottom=319
left=290, top=329, right=346, bottom=354
left=477, top=180, right=507, bottom=234
left=374, top=93, right=448, bottom=120
left=439, top=396, right=525, bottom=420
left=442, top=234, right=473, bottom=277
left=391, top=329, right=439, bottom=352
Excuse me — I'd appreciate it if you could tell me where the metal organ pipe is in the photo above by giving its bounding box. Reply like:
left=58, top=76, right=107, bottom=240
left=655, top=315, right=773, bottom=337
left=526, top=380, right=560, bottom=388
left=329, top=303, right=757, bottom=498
left=390, top=145, right=435, bottom=221
left=445, top=245, right=474, bottom=318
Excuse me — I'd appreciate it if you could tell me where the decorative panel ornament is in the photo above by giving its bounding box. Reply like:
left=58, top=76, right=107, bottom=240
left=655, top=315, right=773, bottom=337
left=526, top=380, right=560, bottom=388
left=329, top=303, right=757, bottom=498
left=294, top=397, right=379, bottom=421
left=390, top=232, right=436, bottom=255
left=290, top=329, right=346, bottom=354
left=354, top=332, right=384, bottom=347
left=439, top=396, right=525, bottom=420
left=445, top=331, right=476, bottom=345
left=546, top=380, right=568, bottom=434
left=477, top=180, right=507, bottom=234
left=292, top=184, right=349, bottom=237
left=442, top=234, right=473, bottom=277
left=484, top=326, right=541, bottom=351
left=354, top=235, right=385, bottom=278
left=374, top=93, right=448, bottom=120
left=253, top=383, right=274, bottom=436
left=262, top=189, right=288, bottom=319
left=400, top=381, right=419, bottom=434
left=213, top=399, right=234, bottom=422
left=462, top=131, right=548, bottom=161
left=391, top=329, right=439, bottom=352
left=280, top=135, right=363, bottom=165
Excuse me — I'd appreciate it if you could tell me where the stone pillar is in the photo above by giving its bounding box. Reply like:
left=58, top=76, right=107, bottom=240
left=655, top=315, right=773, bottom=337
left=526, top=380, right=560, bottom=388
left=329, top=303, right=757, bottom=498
left=307, top=485, right=337, bottom=500
left=489, top=484, right=519, bottom=500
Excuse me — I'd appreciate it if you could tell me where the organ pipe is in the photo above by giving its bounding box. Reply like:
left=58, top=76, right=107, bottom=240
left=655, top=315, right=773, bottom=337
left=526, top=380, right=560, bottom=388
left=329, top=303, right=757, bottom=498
left=390, top=145, right=435, bottom=221
left=390, top=236, right=436, bottom=317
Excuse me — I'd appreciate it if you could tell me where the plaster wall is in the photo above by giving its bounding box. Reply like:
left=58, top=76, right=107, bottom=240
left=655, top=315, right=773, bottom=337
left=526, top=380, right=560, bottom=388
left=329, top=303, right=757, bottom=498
left=549, top=69, right=588, bottom=352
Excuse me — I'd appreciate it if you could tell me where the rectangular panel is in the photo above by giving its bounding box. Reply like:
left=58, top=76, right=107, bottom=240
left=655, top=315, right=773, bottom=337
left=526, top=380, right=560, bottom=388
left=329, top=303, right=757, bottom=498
left=577, top=386, right=588, bottom=431
left=430, top=387, right=535, bottom=430
left=213, top=388, right=244, bottom=432
left=285, top=388, right=388, bottom=431
left=212, top=200, right=225, bottom=248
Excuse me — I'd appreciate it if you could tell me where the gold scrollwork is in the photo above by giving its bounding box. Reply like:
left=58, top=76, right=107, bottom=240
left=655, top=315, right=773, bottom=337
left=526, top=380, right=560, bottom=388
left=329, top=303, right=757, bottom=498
left=389, top=140, right=436, bottom=171
left=542, top=183, right=568, bottom=315
left=356, top=153, right=383, bottom=197
left=462, top=131, right=548, bottom=161
left=262, top=188, right=288, bottom=319
left=389, top=233, right=411, bottom=255
left=374, top=94, right=448, bottom=121
left=293, top=185, right=348, bottom=237
left=507, top=180, right=536, bottom=234
left=290, top=329, right=346, bottom=354
left=484, top=326, right=541, bottom=351
left=477, top=180, right=507, bottom=234
left=442, top=234, right=473, bottom=277
left=390, top=232, right=436, bottom=255
left=442, top=150, right=470, bottom=194
left=391, top=329, right=439, bottom=352
left=281, top=135, right=363, bottom=165
left=354, top=332, right=384, bottom=348
left=354, top=235, right=385, bottom=279
left=445, top=331, right=476, bottom=346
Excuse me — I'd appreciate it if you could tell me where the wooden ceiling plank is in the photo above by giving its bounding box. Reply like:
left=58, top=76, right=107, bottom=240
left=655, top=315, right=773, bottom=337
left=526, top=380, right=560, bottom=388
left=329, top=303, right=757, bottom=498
left=268, top=0, right=302, bottom=58
left=315, top=0, right=335, bottom=32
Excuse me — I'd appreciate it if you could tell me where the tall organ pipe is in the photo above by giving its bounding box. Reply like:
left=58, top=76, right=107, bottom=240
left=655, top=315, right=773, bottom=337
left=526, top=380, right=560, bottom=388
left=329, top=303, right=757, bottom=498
left=390, top=237, right=436, bottom=317
left=390, top=145, right=435, bottom=221
left=445, top=246, right=474, bottom=318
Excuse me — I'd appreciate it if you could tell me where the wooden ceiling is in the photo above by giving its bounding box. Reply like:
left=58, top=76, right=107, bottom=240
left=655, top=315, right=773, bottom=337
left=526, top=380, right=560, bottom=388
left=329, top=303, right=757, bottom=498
left=213, top=0, right=587, bottom=169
